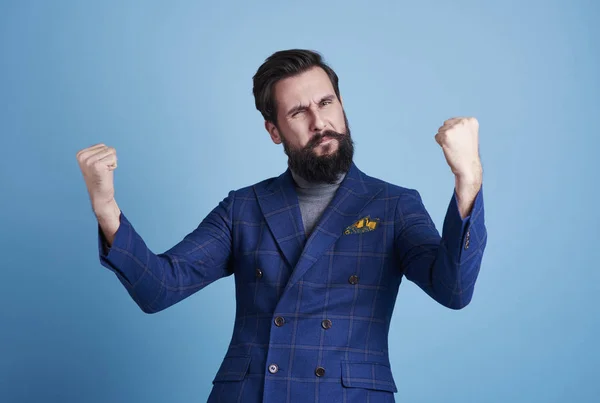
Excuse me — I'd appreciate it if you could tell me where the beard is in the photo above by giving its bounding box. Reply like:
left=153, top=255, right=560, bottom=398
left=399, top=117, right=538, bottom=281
left=281, top=113, right=354, bottom=184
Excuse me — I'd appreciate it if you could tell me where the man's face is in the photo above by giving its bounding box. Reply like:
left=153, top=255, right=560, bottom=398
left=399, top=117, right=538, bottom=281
left=265, top=66, right=354, bottom=183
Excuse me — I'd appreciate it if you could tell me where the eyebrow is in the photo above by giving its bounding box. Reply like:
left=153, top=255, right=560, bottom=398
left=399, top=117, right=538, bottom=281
left=286, top=94, right=336, bottom=117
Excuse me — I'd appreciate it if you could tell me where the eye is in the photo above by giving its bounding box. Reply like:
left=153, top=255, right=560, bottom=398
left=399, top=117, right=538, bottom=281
left=321, top=100, right=332, bottom=106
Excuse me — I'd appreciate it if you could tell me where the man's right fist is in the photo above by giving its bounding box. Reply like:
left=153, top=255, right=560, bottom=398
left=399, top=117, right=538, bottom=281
left=76, top=143, right=118, bottom=215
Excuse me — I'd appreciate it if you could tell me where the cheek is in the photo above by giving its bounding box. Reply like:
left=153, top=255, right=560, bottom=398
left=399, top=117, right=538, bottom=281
left=328, top=107, right=346, bottom=130
left=284, top=123, right=311, bottom=148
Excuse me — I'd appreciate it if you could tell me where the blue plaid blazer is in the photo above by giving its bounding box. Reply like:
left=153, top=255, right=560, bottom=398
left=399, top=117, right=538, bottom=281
left=98, top=162, right=487, bottom=402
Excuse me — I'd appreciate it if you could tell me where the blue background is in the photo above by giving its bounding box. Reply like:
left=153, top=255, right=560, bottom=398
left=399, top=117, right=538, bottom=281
left=1, top=1, right=598, bottom=402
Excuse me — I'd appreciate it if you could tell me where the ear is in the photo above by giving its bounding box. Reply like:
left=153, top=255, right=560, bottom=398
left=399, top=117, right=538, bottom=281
left=265, top=120, right=282, bottom=144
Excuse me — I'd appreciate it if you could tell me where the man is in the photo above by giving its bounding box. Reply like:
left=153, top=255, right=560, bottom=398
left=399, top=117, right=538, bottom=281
left=76, top=49, right=487, bottom=402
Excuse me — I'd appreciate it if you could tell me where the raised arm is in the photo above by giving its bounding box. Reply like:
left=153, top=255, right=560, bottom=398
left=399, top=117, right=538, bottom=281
left=77, top=143, right=234, bottom=314
left=394, top=117, right=487, bottom=309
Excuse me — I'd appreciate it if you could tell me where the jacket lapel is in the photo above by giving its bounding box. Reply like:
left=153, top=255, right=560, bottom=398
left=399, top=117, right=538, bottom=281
left=254, top=169, right=306, bottom=269
left=283, top=162, right=383, bottom=292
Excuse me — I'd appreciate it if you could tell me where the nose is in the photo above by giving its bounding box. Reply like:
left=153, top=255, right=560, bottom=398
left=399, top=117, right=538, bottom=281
left=309, top=110, right=326, bottom=132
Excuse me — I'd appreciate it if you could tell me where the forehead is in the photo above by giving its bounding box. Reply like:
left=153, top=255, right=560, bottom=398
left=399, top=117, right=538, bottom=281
left=273, top=66, right=334, bottom=108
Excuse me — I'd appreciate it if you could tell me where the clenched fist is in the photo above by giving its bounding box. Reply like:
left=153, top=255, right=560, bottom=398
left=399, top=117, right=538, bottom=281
left=435, top=117, right=482, bottom=182
left=76, top=143, right=118, bottom=216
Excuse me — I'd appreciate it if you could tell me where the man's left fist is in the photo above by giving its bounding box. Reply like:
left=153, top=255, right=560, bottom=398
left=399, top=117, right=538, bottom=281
left=435, top=117, right=482, bottom=182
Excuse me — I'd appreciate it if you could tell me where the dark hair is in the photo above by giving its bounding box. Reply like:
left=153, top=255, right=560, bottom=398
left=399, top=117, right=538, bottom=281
left=252, top=49, right=341, bottom=124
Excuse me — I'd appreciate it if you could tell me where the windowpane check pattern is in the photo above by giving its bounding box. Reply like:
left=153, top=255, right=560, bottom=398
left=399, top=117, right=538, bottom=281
left=98, top=162, right=487, bottom=402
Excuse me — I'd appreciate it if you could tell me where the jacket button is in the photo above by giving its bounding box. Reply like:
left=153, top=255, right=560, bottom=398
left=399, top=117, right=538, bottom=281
left=348, top=275, right=359, bottom=285
left=256, top=268, right=263, bottom=278
left=464, top=229, right=471, bottom=249
left=315, top=366, right=325, bottom=377
left=268, top=364, right=279, bottom=374
left=274, top=316, right=285, bottom=327
left=321, top=319, right=332, bottom=329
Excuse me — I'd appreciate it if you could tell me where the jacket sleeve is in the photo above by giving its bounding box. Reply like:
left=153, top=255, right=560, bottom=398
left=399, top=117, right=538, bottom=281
left=394, top=185, right=487, bottom=309
left=97, top=191, right=235, bottom=313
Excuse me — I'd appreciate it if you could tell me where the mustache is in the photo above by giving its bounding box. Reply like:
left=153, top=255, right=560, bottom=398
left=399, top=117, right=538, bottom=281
left=306, top=130, right=346, bottom=150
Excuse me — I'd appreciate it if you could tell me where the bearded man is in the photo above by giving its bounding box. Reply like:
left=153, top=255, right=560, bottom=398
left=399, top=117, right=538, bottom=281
left=76, top=49, right=487, bottom=403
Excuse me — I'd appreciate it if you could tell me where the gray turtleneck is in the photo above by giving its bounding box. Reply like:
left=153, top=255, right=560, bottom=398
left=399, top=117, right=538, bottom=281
left=290, top=170, right=346, bottom=238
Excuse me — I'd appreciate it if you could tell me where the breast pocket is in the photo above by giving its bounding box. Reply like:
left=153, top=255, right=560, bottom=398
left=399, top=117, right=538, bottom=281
left=337, top=218, right=388, bottom=253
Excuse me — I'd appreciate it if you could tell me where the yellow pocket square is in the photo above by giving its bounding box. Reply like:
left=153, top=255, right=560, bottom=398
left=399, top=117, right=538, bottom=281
left=344, top=216, right=380, bottom=235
